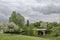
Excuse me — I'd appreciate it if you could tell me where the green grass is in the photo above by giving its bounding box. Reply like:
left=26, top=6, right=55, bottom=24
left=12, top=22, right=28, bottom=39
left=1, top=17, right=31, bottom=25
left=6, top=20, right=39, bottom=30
left=0, top=33, right=49, bottom=40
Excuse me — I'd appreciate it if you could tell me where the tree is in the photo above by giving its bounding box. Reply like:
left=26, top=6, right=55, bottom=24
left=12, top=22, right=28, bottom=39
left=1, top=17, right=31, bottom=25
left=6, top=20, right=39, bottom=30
left=9, top=11, right=17, bottom=24
left=4, top=22, right=20, bottom=34
left=33, top=21, right=43, bottom=28
left=9, top=11, right=25, bottom=28
left=52, top=22, right=58, bottom=27
left=16, top=13, right=25, bottom=27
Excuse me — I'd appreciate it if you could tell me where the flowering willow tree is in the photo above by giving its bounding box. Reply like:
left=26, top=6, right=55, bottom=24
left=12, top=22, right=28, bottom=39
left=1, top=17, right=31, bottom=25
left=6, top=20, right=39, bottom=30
left=4, top=22, right=20, bottom=33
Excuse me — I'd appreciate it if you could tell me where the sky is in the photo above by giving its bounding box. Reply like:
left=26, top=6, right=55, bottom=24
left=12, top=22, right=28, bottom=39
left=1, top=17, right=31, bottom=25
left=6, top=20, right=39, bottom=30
left=0, top=0, right=60, bottom=23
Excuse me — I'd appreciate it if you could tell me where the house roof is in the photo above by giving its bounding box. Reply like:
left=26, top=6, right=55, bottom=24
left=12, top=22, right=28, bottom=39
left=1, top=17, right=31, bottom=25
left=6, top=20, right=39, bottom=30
left=33, top=28, right=47, bottom=31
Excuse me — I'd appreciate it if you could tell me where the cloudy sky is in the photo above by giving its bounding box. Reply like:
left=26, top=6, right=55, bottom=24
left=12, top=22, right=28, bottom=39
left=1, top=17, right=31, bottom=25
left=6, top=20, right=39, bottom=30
left=0, top=0, right=60, bottom=23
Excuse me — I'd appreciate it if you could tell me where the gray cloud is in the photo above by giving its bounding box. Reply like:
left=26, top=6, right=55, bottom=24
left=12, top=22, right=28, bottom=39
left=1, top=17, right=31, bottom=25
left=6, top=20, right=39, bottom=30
left=0, top=0, right=60, bottom=23
left=36, top=0, right=60, bottom=3
left=31, top=4, right=60, bottom=15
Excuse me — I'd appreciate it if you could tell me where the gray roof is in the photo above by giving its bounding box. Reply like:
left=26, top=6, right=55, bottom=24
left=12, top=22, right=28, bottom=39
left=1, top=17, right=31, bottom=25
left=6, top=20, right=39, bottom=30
left=33, top=29, right=47, bottom=31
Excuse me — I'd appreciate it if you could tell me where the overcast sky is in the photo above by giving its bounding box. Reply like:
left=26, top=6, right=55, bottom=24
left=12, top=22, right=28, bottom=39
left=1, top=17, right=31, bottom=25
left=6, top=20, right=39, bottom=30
left=0, top=0, right=60, bottom=23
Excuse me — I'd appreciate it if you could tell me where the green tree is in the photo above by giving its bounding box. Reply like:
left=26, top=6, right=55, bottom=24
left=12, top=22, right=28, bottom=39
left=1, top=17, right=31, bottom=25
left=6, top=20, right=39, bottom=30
left=16, top=13, right=25, bottom=27
left=9, top=11, right=17, bottom=24
left=52, top=22, right=58, bottom=27
left=33, top=22, right=40, bottom=28
left=9, top=11, right=25, bottom=28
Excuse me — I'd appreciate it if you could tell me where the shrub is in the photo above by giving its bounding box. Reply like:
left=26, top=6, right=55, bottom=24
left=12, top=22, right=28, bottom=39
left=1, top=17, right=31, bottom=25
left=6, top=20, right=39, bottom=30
left=4, top=22, right=20, bottom=34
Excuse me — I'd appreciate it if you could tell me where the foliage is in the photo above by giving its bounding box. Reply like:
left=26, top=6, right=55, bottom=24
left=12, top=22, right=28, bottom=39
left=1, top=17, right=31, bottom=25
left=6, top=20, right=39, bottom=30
left=33, top=22, right=40, bottom=28
left=33, top=28, right=38, bottom=36
left=4, top=22, right=20, bottom=34
left=9, top=11, right=25, bottom=28
left=9, top=11, right=17, bottom=24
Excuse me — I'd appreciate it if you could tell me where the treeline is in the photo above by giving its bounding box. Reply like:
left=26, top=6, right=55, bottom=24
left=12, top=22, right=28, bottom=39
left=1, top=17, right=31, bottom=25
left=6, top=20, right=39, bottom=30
left=0, top=11, right=60, bottom=37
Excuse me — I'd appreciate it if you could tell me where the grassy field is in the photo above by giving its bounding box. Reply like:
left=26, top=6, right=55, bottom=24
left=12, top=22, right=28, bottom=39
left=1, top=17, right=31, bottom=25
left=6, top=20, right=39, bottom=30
left=0, top=33, right=50, bottom=40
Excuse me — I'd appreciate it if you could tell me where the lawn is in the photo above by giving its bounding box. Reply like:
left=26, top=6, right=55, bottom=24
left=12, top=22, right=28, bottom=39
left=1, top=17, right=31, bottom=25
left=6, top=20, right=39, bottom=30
left=0, top=33, right=50, bottom=40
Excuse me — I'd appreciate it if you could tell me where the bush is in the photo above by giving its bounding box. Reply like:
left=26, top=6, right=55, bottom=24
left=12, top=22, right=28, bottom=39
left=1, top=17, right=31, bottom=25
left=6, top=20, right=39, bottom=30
left=4, top=22, right=20, bottom=34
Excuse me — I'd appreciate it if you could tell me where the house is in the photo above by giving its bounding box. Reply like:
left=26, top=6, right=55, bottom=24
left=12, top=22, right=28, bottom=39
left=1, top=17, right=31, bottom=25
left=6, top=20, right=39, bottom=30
left=33, top=21, right=48, bottom=36
left=33, top=28, right=47, bottom=36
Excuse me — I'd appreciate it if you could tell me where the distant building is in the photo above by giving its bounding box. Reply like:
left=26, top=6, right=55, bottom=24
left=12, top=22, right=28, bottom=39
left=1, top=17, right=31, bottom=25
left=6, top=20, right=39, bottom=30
left=33, top=21, right=48, bottom=36
left=33, top=28, right=47, bottom=36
